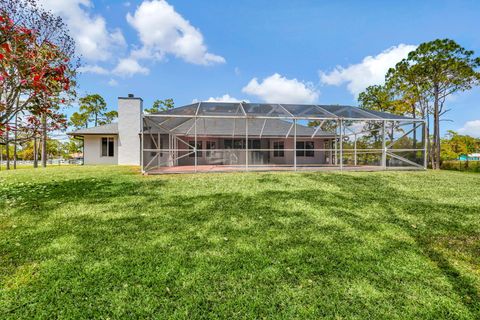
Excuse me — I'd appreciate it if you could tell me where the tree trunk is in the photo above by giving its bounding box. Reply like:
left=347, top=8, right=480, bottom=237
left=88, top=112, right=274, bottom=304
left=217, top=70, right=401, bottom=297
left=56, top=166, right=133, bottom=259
left=425, top=112, right=430, bottom=168
left=5, top=130, right=10, bottom=170
left=41, top=113, right=47, bottom=167
left=33, top=136, right=38, bottom=168
left=389, top=122, right=394, bottom=142
left=433, top=83, right=441, bottom=169
left=423, top=109, right=432, bottom=168
left=13, top=113, right=17, bottom=169
left=412, top=104, right=417, bottom=162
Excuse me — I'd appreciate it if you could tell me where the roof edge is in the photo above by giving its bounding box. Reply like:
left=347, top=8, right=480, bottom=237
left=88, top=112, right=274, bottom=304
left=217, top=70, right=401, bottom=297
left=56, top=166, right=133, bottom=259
left=67, top=132, right=119, bottom=136
left=118, top=96, right=143, bottom=101
left=67, top=122, right=119, bottom=136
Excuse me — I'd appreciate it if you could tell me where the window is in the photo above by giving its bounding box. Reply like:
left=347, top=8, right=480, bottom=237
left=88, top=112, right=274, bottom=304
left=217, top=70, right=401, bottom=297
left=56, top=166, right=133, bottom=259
left=206, top=141, right=216, bottom=157
left=296, top=141, right=314, bottom=157
left=305, top=141, right=314, bottom=157
left=273, top=141, right=284, bottom=157
left=189, top=141, right=202, bottom=157
left=249, top=139, right=261, bottom=149
left=224, top=139, right=261, bottom=149
left=101, top=137, right=114, bottom=157
left=224, top=139, right=244, bottom=149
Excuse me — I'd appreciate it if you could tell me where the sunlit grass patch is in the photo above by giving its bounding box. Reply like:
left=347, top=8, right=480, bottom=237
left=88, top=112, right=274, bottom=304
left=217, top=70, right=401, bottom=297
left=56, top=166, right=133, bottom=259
left=0, top=166, right=479, bottom=319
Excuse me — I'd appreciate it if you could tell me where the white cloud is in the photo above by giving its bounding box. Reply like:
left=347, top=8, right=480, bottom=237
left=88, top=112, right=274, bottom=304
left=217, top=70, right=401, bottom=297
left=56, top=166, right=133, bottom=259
left=242, top=73, right=319, bottom=104
left=78, top=65, right=110, bottom=75
left=125, top=0, right=225, bottom=65
left=39, top=0, right=126, bottom=61
left=458, top=120, right=480, bottom=137
left=113, top=58, right=149, bottom=77
left=206, top=94, right=247, bottom=102
left=108, top=79, right=118, bottom=86
left=192, top=95, right=248, bottom=103
left=319, top=44, right=417, bottom=97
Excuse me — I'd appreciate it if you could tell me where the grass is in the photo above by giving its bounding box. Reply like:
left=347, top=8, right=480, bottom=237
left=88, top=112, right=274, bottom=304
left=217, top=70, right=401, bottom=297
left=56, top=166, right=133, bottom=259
left=0, top=166, right=479, bottom=319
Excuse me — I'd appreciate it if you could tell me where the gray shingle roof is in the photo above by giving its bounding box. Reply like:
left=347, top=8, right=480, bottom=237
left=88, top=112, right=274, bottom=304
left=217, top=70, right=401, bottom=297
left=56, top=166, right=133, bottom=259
left=144, top=118, right=333, bottom=137
left=68, top=123, right=118, bottom=136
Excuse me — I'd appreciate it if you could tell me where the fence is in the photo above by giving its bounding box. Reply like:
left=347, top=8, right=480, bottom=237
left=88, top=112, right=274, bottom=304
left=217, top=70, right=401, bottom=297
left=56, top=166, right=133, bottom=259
left=0, top=159, right=83, bottom=169
left=441, top=160, right=480, bottom=172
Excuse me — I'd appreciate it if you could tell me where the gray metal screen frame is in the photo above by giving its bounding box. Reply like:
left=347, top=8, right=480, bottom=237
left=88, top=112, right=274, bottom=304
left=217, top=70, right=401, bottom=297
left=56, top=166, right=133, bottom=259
left=141, top=102, right=426, bottom=174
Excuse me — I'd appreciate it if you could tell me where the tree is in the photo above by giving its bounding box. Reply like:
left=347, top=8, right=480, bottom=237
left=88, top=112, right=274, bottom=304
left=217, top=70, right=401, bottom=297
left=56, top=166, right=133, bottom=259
left=79, top=94, right=107, bottom=127
left=144, top=98, right=174, bottom=113
left=385, top=59, right=432, bottom=165
left=71, top=94, right=117, bottom=129
left=357, top=85, right=406, bottom=144
left=70, top=111, right=89, bottom=129
left=0, top=141, right=13, bottom=159
left=64, top=138, right=82, bottom=155
left=0, top=0, right=78, bottom=132
left=441, top=131, right=479, bottom=161
left=16, top=111, right=66, bottom=166
left=40, top=111, right=67, bottom=166
left=0, top=0, right=78, bottom=169
left=99, top=110, right=118, bottom=125
left=358, top=84, right=406, bottom=115
left=361, top=39, right=480, bottom=169
left=33, top=40, right=76, bottom=167
left=397, top=39, right=480, bottom=169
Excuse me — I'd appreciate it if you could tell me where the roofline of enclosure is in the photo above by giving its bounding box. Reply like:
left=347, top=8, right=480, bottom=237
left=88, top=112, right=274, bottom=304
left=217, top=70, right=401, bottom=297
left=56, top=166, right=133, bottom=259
left=145, top=102, right=422, bottom=121
left=142, top=114, right=425, bottom=122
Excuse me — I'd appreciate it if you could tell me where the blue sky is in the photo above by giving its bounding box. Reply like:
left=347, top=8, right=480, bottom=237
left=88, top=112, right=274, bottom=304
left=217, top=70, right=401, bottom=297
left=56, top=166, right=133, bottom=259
left=41, top=0, right=480, bottom=137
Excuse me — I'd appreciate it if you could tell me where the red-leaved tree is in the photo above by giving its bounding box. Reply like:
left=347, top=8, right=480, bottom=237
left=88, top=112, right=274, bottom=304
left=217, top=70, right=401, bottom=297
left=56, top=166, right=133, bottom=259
left=0, top=0, right=78, bottom=168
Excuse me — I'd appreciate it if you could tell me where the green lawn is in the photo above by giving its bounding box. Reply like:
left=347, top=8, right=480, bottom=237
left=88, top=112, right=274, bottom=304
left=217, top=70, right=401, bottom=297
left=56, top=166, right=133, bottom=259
left=1, top=166, right=479, bottom=319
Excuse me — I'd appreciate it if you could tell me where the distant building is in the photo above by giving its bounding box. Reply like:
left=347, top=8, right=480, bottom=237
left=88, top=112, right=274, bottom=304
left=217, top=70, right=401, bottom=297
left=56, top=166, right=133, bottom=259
left=70, top=152, right=84, bottom=159
left=458, top=153, right=480, bottom=161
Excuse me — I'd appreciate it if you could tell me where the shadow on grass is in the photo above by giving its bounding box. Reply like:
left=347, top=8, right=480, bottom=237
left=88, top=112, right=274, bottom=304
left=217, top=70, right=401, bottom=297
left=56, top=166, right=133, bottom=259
left=1, top=171, right=479, bottom=318
left=302, top=172, right=480, bottom=316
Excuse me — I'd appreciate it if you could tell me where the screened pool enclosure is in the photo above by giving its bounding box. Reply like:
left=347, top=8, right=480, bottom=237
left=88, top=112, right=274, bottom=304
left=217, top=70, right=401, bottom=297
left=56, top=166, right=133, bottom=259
left=141, top=102, right=426, bottom=174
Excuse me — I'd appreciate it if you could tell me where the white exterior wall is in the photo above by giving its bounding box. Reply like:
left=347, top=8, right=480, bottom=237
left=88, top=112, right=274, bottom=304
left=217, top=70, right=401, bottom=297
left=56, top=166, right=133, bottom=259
left=118, top=97, right=143, bottom=165
left=83, top=135, right=118, bottom=165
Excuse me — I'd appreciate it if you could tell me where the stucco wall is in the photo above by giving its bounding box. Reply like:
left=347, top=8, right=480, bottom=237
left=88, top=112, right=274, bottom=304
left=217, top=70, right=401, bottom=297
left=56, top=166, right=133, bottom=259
left=83, top=135, right=118, bottom=165
left=118, top=97, right=142, bottom=165
left=159, top=137, right=331, bottom=166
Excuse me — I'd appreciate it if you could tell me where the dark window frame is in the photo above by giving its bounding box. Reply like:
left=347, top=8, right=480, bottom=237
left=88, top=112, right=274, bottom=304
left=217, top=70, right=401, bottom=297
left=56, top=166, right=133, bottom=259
left=224, top=139, right=261, bottom=149
left=273, top=141, right=284, bottom=157
left=189, top=141, right=202, bottom=157
left=206, top=141, right=216, bottom=157
left=296, top=141, right=314, bottom=157
left=101, top=137, right=114, bottom=157
left=224, top=139, right=244, bottom=149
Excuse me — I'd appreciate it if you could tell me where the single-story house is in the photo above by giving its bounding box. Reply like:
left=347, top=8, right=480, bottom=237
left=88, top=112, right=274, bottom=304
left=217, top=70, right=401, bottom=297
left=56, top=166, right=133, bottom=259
left=69, top=94, right=426, bottom=174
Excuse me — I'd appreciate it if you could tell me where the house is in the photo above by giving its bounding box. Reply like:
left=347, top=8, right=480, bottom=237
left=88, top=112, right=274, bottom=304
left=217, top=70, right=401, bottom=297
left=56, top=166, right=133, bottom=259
left=69, top=94, right=426, bottom=174
left=458, top=153, right=480, bottom=161
left=69, top=95, right=142, bottom=166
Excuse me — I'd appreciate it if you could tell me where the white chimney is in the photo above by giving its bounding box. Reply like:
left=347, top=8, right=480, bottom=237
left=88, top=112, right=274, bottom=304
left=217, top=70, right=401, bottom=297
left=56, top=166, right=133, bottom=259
left=118, top=94, right=143, bottom=165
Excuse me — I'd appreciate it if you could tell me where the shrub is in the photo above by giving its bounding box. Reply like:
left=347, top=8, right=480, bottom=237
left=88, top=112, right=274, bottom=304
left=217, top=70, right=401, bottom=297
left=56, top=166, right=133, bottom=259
left=441, top=160, right=480, bottom=172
